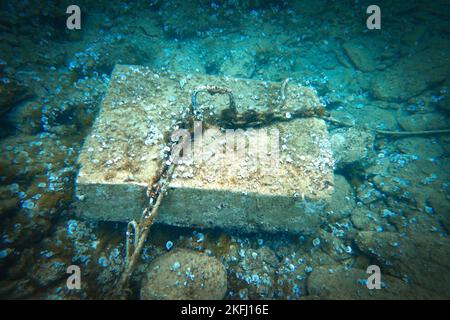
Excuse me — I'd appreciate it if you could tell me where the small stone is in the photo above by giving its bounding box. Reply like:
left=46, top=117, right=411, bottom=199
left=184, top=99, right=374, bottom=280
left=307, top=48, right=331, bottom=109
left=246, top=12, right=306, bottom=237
left=330, top=127, right=374, bottom=169
left=140, top=249, right=227, bottom=300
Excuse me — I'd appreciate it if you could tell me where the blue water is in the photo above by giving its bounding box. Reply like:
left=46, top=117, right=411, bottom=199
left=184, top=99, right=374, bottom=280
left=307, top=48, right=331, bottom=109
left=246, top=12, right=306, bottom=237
left=0, top=0, right=449, bottom=300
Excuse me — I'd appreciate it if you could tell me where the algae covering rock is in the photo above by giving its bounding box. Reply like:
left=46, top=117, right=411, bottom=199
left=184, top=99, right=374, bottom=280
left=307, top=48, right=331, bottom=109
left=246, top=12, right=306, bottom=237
left=395, top=137, right=444, bottom=160
left=354, top=231, right=450, bottom=298
left=436, top=89, right=450, bottom=113
left=398, top=113, right=448, bottom=131
left=140, top=249, right=227, bottom=300
left=351, top=207, right=377, bottom=231
left=307, top=265, right=437, bottom=299
left=226, top=246, right=278, bottom=299
left=325, top=174, right=355, bottom=222
left=0, top=75, right=29, bottom=117
left=30, top=258, right=67, bottom=288
left=371, top=41, right=450, bottom=101
left=342, top=37, right=394, bottom=72
left=427, top=192, right=450, bottom=233
left=330, top=127, right=374, bottom=169
left=158, top=0, right=234, bottom=39
left=219, top=49, right=255, bottom=79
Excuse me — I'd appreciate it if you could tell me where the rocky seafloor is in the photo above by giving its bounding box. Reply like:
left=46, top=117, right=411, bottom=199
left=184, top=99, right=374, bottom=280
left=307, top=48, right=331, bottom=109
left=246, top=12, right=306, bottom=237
left=0, top=0, right=449, bottom=299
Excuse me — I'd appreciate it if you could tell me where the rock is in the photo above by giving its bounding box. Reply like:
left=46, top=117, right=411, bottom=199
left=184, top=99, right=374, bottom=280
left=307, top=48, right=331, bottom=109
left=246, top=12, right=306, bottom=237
left=325, top=67, right=359, bottom=102
left=2, top=100, right=42, bottom=134
left=291, top=0, right=329, bottom=16
left=435, top=80, right=450, bottom=113
left=158, top=0, right=228, bottom=39
left=342, top=38, right=385, bottom=72
left=386, top=1, right=421, bottom=15
left=140, top=249, right=227, bottom=300
left=0, top=185, right=19, bottom=216
left=237, top=247, right=278, bottom=274
left=374, top=101, right=401, bottom=110
left=395, top=137, right=444, bottom=160
left=0, top=76, right=30, bottom=117
left=371, top=43, right=450, bottom=101
left=437, top=95, right=450, bottom=113
left=427, top=192, right=450, bottom=233
left=365, top=156, right=390, bottom=177
left=30, top=258, right=67, bottom=288
left=330, top=127, right=374, bottom=169
left=306, top=264, right=437, bottom=299
left=325, top=175, right=355, bottom=222
left=421, top=1, right=450, bottom=18
left=400, top=25, right=428, bottom=47
left=397, top=113, right=448, bottom=131
left=316, top=229, right=352, bottom=261
left=220, top=50, right=255, bottom=79
left=354, top=231, right=450, bottom=298
left=0, top=279, right=36, bottom=299
left=355, top=182, right=383, bottom=205
left=48, top=124, right=78, bottom=136
left=228, top=246, right=278, bottom=299
left=349, top=104, right=398, bottom=130
left=372, top=175, right=409, bottom=199
left=351, top=208, right=377, bottom=231
left=160, top=48, right=206, bottom=74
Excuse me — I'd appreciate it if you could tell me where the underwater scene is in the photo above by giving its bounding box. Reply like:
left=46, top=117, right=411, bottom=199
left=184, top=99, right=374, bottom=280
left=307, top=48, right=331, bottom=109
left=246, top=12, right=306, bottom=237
left=0, top=0, right=449, bottom=301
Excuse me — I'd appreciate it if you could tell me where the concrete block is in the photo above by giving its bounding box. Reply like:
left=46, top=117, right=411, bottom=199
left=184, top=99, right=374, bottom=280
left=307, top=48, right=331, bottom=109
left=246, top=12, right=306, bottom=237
left=75, top=65, right=334, bottom=234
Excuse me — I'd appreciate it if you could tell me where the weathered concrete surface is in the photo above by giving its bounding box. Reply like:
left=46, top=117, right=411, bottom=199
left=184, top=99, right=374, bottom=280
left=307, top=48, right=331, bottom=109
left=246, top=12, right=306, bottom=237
left=75, top=65, right=334, bottom=233
left=158, top=117, right=334, bottom=233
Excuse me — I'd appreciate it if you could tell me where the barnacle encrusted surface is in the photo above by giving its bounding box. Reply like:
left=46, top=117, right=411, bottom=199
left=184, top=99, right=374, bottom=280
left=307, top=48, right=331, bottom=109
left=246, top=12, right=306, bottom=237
left=140, top=249, right=227, bottom=300
left=75, top=65, right=334, bottom=233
